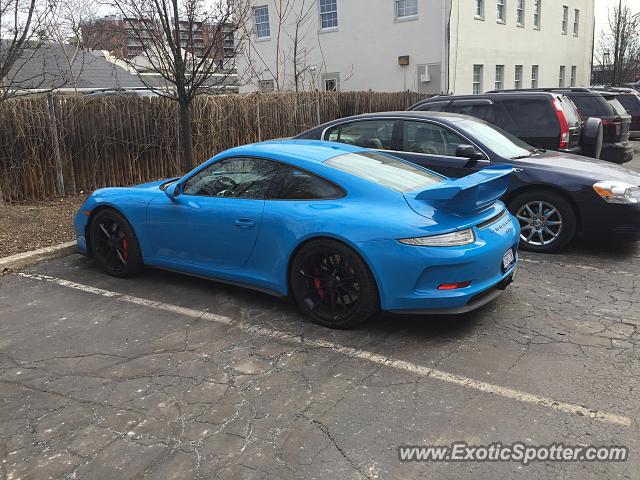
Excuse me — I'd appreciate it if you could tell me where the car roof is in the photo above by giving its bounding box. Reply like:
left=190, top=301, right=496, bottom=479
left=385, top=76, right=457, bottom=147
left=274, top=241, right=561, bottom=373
left=418, top=91, right=558, bottom=101
left=220, top=139, right=368, bottom=163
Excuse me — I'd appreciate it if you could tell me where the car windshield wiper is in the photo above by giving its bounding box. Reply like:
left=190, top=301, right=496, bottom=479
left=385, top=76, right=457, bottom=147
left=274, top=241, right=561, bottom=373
left=510, top=153, right=532, bottom=159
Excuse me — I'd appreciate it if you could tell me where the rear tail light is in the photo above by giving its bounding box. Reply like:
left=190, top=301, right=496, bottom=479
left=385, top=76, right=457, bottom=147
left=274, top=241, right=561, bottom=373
left=601, top=119, right=622, bottom=137
left=438, top=281, right=472, bottom=291
left=553, top=99, right=570, bottom=149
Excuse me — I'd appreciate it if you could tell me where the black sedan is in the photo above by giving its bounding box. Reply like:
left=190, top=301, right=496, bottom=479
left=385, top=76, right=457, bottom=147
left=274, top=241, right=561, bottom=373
left=295, top=112, right=640, bottom=253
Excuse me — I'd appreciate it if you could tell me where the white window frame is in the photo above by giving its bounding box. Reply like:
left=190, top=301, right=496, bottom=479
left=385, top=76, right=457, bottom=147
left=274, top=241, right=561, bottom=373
left=573, top=9, right=579, bottom=36
left=559, top=66, right=566, bottom=88
left=258, top=79, right=275, bottom=92
left=495, top=65, right=504, bottom=91
left=516, top=0, right=525, bottom=26
left=515, top=65, right=523, bottom=89
left=253, top=5, right=271, bottom=39
left=323, top=73, right=340, bottom=92
left=562, top=5, right=568, bottom=34
left=319, top=0, right=338, bottom=30
left=533, top=0, right=541, bottom=29
left=395, top=0, right=418, bottom=20
left=473, top=64, right=483, bottom=94
left=570, top=65, right=577, bottom=87
left=475, top=0, right=484, bottom=19
left=531, top=65, right=539, bottom=88
left=497, top=0, right=506, bottom=23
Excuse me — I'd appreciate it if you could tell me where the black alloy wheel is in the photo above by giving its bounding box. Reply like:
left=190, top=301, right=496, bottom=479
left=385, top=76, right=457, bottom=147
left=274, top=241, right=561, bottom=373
left=290, top=239, right=379, bottom=329
left=89, top=209, right=143, bottom=278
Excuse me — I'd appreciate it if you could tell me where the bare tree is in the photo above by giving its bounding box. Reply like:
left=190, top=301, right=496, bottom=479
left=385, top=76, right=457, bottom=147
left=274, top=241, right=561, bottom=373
left=106, top=0, right=251, bottom=171
left=0, top=0, right=52, bottom=100
left=596, top=0, right=640, bottom=86
left=43, top=0, right=97, bottom=93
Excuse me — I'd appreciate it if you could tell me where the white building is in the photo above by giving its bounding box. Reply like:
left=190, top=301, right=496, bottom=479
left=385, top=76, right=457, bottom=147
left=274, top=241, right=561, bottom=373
left=238, top=0, right=595, bottom=95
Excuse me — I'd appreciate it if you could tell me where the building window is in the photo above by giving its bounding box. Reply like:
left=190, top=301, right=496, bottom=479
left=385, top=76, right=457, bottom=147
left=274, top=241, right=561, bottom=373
left=259, top=79, right=275, bottom=92
left=319, top=0, right=338, bottom=29
left=531, top=65, right=539, bottom=88
left=254, top=6, right=270, bottom=38
left=573, top=9, right=579, bottom=35
left=559, top=66, right=565, bottom=87
left=475, top=0, right=484, bottom=18
left=515, top=65, right=523, bottom=88
left=396, top=0, right=418, bottom=19
left=323, top=73, right=340, bottom=91
left=516, top=0, right=525, bottom=26
left=570, top=66, right=577, bottom=86
left=473, top=64, right=483, bottom=94
left=562, top=5, right=568, bottom=34
left=533, top=0, right=541, bottom=29
left=497, top=0, right=506, bottom=23
left=495, top=65, right=504, bottom=90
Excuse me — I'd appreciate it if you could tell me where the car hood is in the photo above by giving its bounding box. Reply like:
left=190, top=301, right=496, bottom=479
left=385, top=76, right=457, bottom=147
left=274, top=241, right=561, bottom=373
left=516, top=151, right=640, bottom=184
left=132, top=178, right=179, bottom=190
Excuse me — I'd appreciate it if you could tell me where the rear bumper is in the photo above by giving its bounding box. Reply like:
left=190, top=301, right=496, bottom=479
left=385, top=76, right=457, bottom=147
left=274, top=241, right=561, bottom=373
left=358, top=212, right=520, bottom=313
left=600, top=142, right=634, bottom=164
left=388, top=268, right=516, bottom=315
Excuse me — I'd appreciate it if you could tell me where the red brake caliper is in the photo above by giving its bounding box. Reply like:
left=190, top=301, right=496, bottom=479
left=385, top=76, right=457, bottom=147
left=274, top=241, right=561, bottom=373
left=122, top=238, right=129, bottom=261
left=312, top=274, right=325, bottom=299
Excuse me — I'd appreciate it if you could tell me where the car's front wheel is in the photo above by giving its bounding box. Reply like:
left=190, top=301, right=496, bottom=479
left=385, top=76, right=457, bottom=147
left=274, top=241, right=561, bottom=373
left=290, top=239, right=379, bottom=329
left=89, top=209, right=143, bottom=278
left=509, top=190, right=576, bottom=253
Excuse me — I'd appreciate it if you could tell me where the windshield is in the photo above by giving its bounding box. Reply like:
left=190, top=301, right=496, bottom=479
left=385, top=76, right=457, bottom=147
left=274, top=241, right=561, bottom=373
left=325, top=151, right=443, bottom=193
left=454, top=118, right=534, bottom=159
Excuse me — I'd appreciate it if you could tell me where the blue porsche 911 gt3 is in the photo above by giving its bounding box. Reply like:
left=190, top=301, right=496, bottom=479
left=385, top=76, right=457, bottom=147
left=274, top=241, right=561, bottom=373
left=75, top=140, right=519, bottom=328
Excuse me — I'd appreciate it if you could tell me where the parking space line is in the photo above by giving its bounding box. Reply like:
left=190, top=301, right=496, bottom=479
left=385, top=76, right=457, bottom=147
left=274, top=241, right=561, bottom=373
left=16, top=271, right=632, bottom=427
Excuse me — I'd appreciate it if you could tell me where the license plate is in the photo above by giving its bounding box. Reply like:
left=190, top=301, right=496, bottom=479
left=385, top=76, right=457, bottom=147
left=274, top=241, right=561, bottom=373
left=502, top=249, right=515, bottom=271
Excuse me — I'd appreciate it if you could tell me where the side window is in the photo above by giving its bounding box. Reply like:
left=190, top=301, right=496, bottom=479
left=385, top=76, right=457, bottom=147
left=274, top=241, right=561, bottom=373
left=451, top=101, right=498, bottom=124
left=183, top=157, right=279, bottom=199
left=499, top=98, right=554, bottom=134
left=325, top=120, right=395, bottom=150
left=269, top=166, right=343, bottom=200
left=414, top=101, right=449, bottom=112
left=402, top=121, right=468, bottom=156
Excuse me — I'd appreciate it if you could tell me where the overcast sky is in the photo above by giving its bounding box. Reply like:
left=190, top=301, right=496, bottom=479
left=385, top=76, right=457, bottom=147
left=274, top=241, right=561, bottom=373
left=595, top=0, right=639, bottom=34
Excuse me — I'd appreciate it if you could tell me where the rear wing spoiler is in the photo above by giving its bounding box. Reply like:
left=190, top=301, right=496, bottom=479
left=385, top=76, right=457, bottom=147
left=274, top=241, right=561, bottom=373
left=406, top=166, right=513, bottom=216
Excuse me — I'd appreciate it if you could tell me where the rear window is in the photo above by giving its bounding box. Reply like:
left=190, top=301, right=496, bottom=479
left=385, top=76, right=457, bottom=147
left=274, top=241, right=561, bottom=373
left=569, top=95, right=614, bottom=117
left=324, top=151, right=443, bottom=193
left=607, top=97, right=631, bottom=117
left=617, top=94, right=640, bottom=112
left=557, top=96, right=582, bottom=125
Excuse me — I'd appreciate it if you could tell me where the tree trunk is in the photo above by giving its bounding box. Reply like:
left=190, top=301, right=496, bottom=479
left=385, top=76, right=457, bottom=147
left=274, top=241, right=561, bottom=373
left=178, top=101, right=194, bottom=172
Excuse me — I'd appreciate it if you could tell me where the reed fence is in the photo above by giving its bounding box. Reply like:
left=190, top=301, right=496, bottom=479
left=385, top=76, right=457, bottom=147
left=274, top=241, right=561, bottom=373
left=0, top=90, right=428, bottom=203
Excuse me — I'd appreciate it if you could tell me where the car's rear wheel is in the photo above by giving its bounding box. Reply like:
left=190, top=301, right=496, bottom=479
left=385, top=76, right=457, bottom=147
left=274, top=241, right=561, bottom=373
left=290, top=239, right=379, bottom=329
left=89, top=209, right=143, bottom=278
left=509, top=190, right=576, bottom=253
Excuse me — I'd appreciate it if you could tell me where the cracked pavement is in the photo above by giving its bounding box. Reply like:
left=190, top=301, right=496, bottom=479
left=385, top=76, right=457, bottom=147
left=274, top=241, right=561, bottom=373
left=1, top=236, right=639, bottom=479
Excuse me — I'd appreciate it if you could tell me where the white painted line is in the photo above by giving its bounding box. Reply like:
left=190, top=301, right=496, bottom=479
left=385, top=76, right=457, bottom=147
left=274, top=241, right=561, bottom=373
left=16, top=271, right=632, bottom=427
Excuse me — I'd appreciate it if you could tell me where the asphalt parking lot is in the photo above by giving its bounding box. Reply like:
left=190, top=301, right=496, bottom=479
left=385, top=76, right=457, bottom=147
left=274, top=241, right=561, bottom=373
left=1, top=143, right=639, bottom=480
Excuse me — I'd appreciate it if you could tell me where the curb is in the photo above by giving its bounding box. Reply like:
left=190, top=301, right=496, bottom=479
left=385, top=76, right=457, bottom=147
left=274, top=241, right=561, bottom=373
left=0, top=241, right=77, bottom=274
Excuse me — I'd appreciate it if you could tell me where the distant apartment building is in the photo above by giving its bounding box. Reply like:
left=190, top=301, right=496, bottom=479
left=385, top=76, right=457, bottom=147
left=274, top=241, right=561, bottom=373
left=238, top=0, right=595, bottom=94
left=82, top=15, right=235, bottom=64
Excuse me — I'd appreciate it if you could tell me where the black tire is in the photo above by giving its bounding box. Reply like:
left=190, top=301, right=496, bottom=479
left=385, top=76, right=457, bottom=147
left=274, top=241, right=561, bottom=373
left=289, top=239, right=379, bottom=329
left=89, top=209, right=143, bottom=278
left=581, top=117, right=603, bottom=159
left=508, top=190, right=577, bottom=253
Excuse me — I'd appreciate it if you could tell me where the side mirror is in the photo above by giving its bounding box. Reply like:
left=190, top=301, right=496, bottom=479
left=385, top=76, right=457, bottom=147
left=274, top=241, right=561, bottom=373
left=455, top=144, right=483, bottom=160
left=165, top=182, right=181, bottom=201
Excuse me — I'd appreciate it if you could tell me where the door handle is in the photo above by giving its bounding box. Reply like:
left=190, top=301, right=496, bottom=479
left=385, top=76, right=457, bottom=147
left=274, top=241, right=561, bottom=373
left=234, top=218, right=256, bottom=229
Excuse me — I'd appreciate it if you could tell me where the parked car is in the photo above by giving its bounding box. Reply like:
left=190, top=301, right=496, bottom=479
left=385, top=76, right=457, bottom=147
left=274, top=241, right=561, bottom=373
left=408, top=91, right=603, bottom=159
left=75, top=140, right=519, bottom=329
left=295, top=112, right=640, bottom=252
left=591, top=87, right=640, bottom=139
left=486, top=88, right=633, bottom=164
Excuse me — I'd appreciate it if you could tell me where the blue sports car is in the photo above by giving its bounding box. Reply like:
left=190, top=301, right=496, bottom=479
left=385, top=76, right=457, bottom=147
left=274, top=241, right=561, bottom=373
left=75, top=140, right=519, bottom=328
